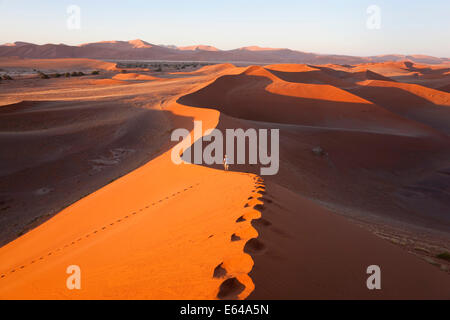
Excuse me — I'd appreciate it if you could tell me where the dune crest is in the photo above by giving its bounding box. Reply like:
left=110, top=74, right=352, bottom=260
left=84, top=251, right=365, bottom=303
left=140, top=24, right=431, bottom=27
left=1, top=59, right=449, bottom=299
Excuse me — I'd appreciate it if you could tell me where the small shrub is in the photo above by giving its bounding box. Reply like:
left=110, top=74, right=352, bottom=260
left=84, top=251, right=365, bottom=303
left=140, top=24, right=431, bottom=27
left=70, top=71, right=84, bottom=77
left=437, top=252, right=450, bottom=262
left=37, top=72, right=49, bottom=79
left=121, top=69, right=127, bottom=74
left=2, top=74, right=13, bottom=80
left=65, top=72, right=71, bottom=77
left=92, top=70, right=100, bottom=75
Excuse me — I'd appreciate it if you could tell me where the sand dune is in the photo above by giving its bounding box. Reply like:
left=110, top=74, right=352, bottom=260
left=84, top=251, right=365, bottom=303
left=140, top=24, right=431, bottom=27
left=2, top=40, right=450, bottom=64
left=349, top=80, right=450, bottom=134
left=0, top=99, right=174, bottom=246
left=248, top=182, right=450, bottom=299
left=0, top=57, right=117, bottom=72
left=112, top=73, right=159, bottom=81
left=178, top=66, right=436, bottom=135
left=0, top=59, right=449, bottom=300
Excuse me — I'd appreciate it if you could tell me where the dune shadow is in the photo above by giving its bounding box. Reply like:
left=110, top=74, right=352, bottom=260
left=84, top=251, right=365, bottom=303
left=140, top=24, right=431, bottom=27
left=0, top=99, right=194, bottom=247
left=348, top=85, right=450, bottom=135
left=177, top=75, right=450, bottom=234
left=177, top=73, right=422, bottom=135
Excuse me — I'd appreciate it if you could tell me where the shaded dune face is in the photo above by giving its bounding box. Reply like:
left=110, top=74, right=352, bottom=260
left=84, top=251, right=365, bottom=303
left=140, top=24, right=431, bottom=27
left=183, top=112, right=450, bottom=232
left=177, top=65, right=450, bottom=233
left=0, top=60, right=449, bottom=300
left=0, top=100, right=189, bottom=246
left=348, top=81, right=450, bottom=135
left=175, top=63, right=450, bottom=299
left=0, top=58, right=118, bottom=72
left=265, top=64, right=396, bottom=86
left=178, top=67, right=436, bottom=136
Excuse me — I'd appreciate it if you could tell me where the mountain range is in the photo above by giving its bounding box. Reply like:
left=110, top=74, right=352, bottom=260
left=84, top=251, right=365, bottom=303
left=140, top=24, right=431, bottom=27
left=1, top=39, right=449, bottom=65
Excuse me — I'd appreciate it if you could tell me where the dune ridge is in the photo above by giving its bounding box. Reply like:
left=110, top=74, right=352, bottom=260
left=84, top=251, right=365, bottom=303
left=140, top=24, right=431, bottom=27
left=0, top=59, right=449, bottom=299
left=0, top=64, right=264, bottom=299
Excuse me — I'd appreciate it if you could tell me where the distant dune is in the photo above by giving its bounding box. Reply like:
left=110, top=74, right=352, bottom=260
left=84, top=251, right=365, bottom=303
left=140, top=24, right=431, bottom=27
left=0, top=58, right=117, bottom=72
left=1, top=40, right=449, bottom=64
left=178, top=45, right=220, bottom=52
left=0, top=58, right=449, bottom=299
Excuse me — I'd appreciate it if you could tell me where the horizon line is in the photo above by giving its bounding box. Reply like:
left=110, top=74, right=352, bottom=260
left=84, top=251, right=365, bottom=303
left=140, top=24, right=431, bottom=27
left=3, top=39, right=449, bottom=60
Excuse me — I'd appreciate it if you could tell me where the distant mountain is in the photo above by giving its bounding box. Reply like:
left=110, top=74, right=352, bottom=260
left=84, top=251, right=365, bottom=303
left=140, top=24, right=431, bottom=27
left=177, top=45, right=220, bottom=52
left=1, top=40, right=449, bottom=64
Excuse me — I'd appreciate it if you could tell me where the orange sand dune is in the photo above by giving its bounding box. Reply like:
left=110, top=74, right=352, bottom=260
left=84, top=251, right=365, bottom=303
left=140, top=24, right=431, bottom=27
left=179, top=83, right=450, bottom=299
left=112, top=73, right=159, bottom=81
left=88, top=79, right=127, bottom=86
left=0, top=99, right=174, bottom=245
left=179, top=66, right=436, bottom=135
left=352, top=61, right=418, bottom=77
left=248, top=182, right=450, bottom=299
left=264, top=64, right=318, bottom=72
left=170, top=63, right=237, bottom=76
left=265, top=63, right=396, bottom=87
left=353, top=62, right=450, bottom=88
left=0, top=58, right=117, bottom=72
left=0, top=61, right=260, bottom=299
left=0, top=100, right=261, bottom=299
left=1, top=60, right=449, bottom=300
left=356, top=80, right=450, bottom=106
left=350, top=80, right=450, bottom=134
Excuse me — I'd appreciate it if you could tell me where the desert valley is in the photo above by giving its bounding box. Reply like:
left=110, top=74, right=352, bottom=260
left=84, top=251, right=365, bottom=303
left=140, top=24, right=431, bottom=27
left=0, top=43, right=449, bottom=299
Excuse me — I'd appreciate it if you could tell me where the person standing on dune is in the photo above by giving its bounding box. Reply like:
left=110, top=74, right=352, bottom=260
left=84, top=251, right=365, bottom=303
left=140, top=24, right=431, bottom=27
left=223, top=155, right=229, bottom=171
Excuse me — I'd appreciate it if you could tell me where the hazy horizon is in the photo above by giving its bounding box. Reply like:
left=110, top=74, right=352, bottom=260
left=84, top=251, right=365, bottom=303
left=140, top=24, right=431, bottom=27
left=1, top=0, right=449, bottom=58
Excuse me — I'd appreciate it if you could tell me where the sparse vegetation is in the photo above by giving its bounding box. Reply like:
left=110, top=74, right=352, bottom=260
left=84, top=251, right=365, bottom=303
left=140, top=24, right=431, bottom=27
left=65, top=72, right=71, bottom=77
left=121, top=69, right=128, bottom=74
left=92, top=70, right=100, bottom=75
left=2, top=74, right=13, bottom=80
left=436, top=252, right=450, bottom=262
left=37, top=71, right=50, bottom=79
left=71, top=71, right=85, bottom=77
left=115, top=61, right=212, bottom=72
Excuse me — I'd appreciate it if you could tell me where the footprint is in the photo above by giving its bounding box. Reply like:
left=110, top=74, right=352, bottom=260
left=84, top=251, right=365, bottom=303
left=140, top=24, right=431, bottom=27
left=213, top=263, right=227, bottom=278
left=217, top=278, right=246, bottom=300
left=254, top=204, right=265, bottom=211
left=231, top=234, right=241, bottom=242
left=253, top=218, right=272, bottom=227
left=244, top=238, right=266, bottom=254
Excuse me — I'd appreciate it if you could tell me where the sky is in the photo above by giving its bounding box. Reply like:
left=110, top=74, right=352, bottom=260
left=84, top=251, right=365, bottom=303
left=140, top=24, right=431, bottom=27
left=0, top=0, right=449, bottom=57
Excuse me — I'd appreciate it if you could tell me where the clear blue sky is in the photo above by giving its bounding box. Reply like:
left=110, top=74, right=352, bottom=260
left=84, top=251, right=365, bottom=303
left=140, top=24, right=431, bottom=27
left=1, top=0, right=449, bottom=57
